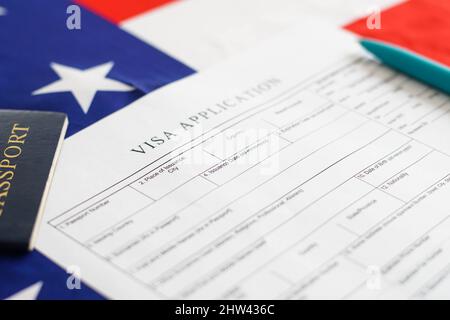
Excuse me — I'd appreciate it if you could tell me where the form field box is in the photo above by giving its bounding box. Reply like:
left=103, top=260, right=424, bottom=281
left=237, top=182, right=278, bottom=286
left=378, top=152, right=450, bottom=201
left=337, top=189, right=403, bottom=235
left=260, top=90, right=329, bottom=128
left=356, top=141, right=431, bottom=187
left=131, top=151, right=218, bottom=200
left=278, top=104, right=347, bottom=142
left=55, top=186, right=152, bottom=243
left=202, top=134, right=289, bottom=185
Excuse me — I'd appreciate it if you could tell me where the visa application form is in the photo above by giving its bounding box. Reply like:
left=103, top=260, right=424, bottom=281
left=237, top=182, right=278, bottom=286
left=38, top=23, right=450, bottom=299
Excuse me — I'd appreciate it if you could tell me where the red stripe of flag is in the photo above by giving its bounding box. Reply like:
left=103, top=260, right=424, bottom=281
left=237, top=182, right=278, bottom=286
left=75, top=0, right=176, bottom=24
left=345, top=0, right=450, bottom=67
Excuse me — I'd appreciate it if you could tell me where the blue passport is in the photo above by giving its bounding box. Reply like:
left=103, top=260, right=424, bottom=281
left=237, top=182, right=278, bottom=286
left=0, top=109, right=67, bottom=252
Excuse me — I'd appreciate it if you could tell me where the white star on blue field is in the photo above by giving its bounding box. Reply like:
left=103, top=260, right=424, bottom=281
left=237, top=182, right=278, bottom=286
left=33, top=62, right=134, bottom=114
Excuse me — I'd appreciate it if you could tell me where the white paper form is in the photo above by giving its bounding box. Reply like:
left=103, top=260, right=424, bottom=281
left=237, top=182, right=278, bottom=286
left=38, top=24, right=450, bottom=299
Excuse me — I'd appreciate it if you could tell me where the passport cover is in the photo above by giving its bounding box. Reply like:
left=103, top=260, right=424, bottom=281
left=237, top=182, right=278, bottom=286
left=0, top=109, right=67, bottom=252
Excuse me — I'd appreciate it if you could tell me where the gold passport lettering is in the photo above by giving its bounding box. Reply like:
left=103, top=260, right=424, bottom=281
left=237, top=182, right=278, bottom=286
left=0, top=123, right=30, bottom=217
